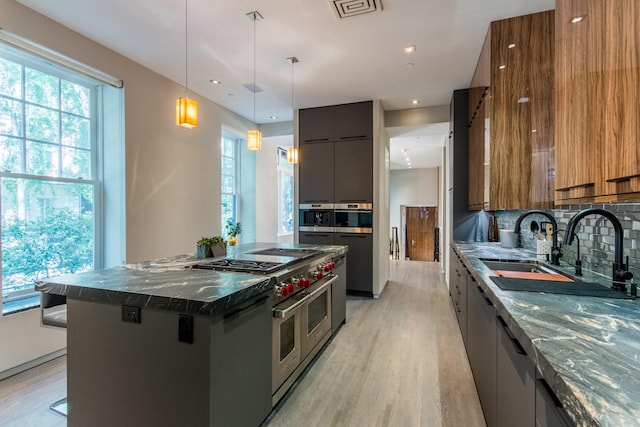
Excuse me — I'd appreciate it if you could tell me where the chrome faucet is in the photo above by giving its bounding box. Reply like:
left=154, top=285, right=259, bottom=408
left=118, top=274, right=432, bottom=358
left=563, top=208, right=633, bottom=292
left=514, top=210, right=562, bottom=265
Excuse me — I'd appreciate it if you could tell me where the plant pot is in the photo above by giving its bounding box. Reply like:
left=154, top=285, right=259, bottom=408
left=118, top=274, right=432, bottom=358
left=211, top=242, right=227, bottom=257
left=196, top=244, right=212, bottom=259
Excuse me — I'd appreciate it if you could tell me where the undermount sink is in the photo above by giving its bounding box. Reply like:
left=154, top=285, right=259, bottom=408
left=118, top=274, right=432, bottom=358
left=480, top=259, right=633, bottom=299
left=481, top=259, right=574, bottom=282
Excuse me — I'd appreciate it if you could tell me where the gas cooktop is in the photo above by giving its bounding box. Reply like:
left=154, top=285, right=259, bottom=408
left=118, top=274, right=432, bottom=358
left=193, top=258, right=286, bottom=274
left=192, top=247, right=323, bottom=274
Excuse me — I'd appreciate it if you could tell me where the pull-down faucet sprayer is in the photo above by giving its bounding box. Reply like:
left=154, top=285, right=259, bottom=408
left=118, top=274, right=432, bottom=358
left=563, top=208, right=633, bottom=292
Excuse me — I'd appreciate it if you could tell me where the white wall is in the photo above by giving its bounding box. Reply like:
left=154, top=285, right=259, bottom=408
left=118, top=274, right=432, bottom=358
left=389, top=167, right=440, bottom=229
left=0, top=0, right=257, bottom=374
left=373, top=100, right=390, bottom=298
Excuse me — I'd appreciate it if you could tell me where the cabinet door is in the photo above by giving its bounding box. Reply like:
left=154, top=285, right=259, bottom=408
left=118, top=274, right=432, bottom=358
left=299, top=106, right=334, bottom=144
left=334, top=139, right=373, bottom=203
left=299, top=142, right=334, bottom=203
left=467, top=282, right=498, bottom=427
left=333, top=101, right=373, bottom=140
left=335, top=233, right=373, bottom=295
left=298, top=232, right=335, bottom=245
left=490, top=11, right=554, bottom=210
left=496, top=317, right=536, bottom=427
left=468, top=87, right=489, bottom=210
left=535, top=376, right=572, bottom=427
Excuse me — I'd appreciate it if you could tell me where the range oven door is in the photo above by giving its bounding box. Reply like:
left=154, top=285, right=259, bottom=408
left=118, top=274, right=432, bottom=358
left=272, top=295, right=303, bottom=395
left=300, top=275, right=336, bottom=359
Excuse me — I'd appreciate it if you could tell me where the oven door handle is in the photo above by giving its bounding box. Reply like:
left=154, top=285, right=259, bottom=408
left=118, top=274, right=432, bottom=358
left=273, top=275, right=338, bottom=318
left=307, top=275, right=338, bottom=300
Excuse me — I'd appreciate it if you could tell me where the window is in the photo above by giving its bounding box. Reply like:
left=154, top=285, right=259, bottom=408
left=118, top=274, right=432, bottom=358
left=221, top=133, right=239, bottom=233
left=1, top=43, right=101, bottom=313
left=277, top=148, right=294, bottom=235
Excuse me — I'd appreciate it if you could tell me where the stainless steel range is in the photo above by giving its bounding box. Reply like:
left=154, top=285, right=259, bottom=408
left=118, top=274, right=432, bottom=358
left=192, top=246, right=343, bottom=406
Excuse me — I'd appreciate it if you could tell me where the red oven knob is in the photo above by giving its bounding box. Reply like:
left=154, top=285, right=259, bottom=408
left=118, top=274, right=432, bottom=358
left=287, top=282, right=295, bottom=293
left=313, top=271, right=323, bottom=280
left=301, top=278, right=311, bottom=288
left=276, top=284, right=288, bottom=297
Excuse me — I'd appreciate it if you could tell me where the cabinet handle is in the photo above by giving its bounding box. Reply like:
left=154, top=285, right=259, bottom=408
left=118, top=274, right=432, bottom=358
left=303, top=233, right=330, bottom=237
left=537, top=378, right=564, bottom=409
left=337, top=234, right=367, bottom=239
left=498, top=316, right=526, bottom=355
left=339, top=135, right=368, bottom=140
left=303, top=138, right=330, bottom=143
left=606, top=173, right=640, bottom=183
left=476, top=285, right=493, bottom=306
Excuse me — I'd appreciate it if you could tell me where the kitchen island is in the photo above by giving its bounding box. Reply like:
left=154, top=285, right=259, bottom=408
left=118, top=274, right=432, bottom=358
left=452, top=242, right=640, bottom=427
left=35, top=242, right=347, bottom=427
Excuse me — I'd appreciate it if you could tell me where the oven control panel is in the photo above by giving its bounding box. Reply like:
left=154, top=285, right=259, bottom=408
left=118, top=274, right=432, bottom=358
left=274, top=260, right=336, bottom=299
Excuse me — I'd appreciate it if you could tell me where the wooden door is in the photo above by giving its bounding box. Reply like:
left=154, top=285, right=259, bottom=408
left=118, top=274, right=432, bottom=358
left=406, top=207, right=437, bottom=261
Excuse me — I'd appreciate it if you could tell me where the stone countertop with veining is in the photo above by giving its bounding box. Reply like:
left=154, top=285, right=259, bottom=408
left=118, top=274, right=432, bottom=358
left=452, top=242, right=640, bottom=427
left=35, top=242, right=347, bottom=317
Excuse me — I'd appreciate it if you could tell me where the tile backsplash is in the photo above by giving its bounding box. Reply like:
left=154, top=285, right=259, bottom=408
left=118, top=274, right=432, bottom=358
left=490, top=203, right=640, bottom=284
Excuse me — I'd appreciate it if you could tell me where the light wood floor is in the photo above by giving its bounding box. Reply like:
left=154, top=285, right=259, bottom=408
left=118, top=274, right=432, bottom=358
left=0, top=260, right=485, bottom=427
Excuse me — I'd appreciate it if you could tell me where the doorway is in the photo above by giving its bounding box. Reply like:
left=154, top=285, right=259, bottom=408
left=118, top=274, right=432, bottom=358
left=405, top=206, right=438, bottom=261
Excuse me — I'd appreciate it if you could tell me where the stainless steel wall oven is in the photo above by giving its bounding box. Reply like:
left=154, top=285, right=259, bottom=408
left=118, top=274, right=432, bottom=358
left=334, top=203, right=373, bottom=233
left=299, top=203, right=335, bottom=232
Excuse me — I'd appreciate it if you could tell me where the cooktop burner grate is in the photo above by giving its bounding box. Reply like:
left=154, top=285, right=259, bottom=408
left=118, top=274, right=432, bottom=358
left=193, top=258, right=286, bottom=274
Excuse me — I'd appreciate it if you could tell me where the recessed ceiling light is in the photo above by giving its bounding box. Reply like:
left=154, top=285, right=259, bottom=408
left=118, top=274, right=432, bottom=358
left=403, top=45, right=416, bottom=54
left=508, top=43, right=516, bottom=49
left=517, top=97, right=530, bottom=103
left=532, top=129, right=537, bottom=133
left=411, top=99, right=419, bottom=105
left=209, top=79, right=222, bottom=84
left=270, top=115, right=278, bottom=120
left=499, top=65, right=506, bottom=70
left=571, top=16, right=585, bottom=24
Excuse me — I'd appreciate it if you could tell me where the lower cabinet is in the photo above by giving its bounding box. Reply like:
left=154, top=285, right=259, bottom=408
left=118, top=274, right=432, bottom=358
left=335, top=233, right=373, bottom=295
left=452, top=249, right=574, bottom=427
left=467, top=279, right=497, bottom=427
left=299, top=232, right=334, bottom=245
left=496, top=316, right=536, bottom=427
left=535, top=374, right=573, bottom=427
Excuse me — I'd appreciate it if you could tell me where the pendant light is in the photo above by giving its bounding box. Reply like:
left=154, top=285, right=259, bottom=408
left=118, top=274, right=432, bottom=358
left=247, top=11, right=263, bottom=150
left=176, top=0, right=198, bottom=128
left=286, top=56, right=299, bottom=164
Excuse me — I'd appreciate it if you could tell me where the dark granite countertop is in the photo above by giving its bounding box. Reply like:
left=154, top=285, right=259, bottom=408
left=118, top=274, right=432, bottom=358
left=452, top=242, right=640, bottom=427
left=35, top=242, right=347, bottom=317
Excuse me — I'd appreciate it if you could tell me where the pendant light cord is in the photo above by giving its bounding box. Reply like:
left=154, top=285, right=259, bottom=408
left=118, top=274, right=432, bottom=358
left=253, top=14, right=256, bottom=125
left=185, top=0, right=188, bottom=97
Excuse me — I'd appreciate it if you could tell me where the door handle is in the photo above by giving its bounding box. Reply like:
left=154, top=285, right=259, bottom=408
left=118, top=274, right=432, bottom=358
left=411, top=239, right=416, bottom=246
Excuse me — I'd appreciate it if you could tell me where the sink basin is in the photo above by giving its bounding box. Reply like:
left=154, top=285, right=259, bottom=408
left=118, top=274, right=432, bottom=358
left=481, top=259, right=574, bottom=282
left=482, top=259, right=558, bottom=274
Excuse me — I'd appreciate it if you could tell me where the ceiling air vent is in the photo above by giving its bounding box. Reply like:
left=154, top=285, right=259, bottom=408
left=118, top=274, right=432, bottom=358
left=332, top=0, right=382, bottom=19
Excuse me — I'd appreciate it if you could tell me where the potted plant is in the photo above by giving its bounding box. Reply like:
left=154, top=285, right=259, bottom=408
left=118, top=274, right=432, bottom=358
left=210, top=235, right=227, bottom=257
left=196, top=237, right=213, bottom=259
left=196, top=236, right=227, bottom=258
left=225, top=220, right=242, bottom=246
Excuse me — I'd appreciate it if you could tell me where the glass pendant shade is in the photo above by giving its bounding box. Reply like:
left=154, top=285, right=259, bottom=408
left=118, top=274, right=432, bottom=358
left=176, top=97, right=198, bottom=128
left=247, top=129, right=262, bottom=150
left=286, top=147, right=299, bottom=164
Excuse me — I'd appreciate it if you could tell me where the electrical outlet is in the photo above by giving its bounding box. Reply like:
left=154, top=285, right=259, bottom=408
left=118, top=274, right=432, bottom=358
left=178, top=314, right=194, bottom=344
left=122, top=305, right=141, bottom=323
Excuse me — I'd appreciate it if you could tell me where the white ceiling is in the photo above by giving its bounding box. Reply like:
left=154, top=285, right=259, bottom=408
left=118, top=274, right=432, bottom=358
left=17, top=0, right=554, bottom=169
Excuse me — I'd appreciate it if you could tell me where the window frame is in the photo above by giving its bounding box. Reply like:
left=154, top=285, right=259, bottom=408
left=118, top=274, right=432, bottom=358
left=0, top=41, right=103, bottom=312
left=276, top=147, right=294, bottom=237
left=220, top=132, right=240, bottom=234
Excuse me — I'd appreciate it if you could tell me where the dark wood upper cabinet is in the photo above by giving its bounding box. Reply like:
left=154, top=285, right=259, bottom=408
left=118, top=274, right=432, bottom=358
left=299, top=106, right=334, bottom=144
left=334, top=139, right=373, bottom=203
left=333, top=101, right=373, bottom=140
left=298, top=142, right=334, bottom=203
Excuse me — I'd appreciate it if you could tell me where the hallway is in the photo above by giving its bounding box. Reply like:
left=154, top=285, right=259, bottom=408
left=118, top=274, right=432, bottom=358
left=0, top=260, right=485, bottom=427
